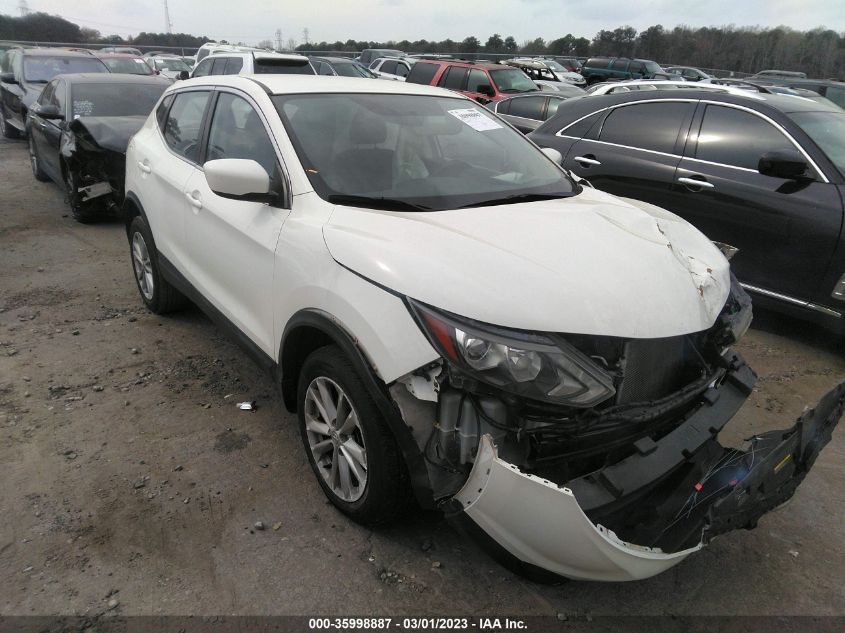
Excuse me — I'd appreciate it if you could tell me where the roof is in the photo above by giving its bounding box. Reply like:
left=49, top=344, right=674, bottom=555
left=20, top=48, right=102, bottom=58
left=174, top=74, right=465, bottom=99
left=310, top=56, right=360, bottom=64
left=94, top=53, right=145, bottom=59
left=550, top=88, right=843, bottom=118
left=54, top=73, right=172, bottom=86
left=411, top=59, right=506, bottom=71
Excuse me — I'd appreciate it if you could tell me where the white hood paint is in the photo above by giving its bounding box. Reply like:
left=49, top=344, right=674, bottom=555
left=323, top=187, right=730, bottom=339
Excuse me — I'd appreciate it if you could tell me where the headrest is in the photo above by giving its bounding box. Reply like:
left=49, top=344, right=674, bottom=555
left=350, top=112, right=388, bottom=144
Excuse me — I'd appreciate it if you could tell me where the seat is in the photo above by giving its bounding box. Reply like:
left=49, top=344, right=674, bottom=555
left=331, top=113, right=394, bottom=194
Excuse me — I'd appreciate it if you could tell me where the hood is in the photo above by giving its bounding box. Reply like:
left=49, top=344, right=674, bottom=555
left=323, top=187, right=731, bottom=339
left=67, top=116, right=146, bottom=154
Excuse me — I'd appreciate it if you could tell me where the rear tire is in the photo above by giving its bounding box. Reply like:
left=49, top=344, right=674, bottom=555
left=0, top=104, right=20, bottom=139
left=128, top=215, right=188, bottom=314
left=28, top=134, right=49, bottom=182
left=297, top=345, right=410, bottom=525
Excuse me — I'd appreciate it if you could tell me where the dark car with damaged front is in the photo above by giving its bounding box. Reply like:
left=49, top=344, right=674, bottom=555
left=26, top=73, right=170, bottom=223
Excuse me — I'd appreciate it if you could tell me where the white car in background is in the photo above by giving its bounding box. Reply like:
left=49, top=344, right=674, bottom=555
left=191, top=51, right=314, bottom=78
left=122, top=74, right=844, bottom=583
left=369, top=57, right=414, bottom=81
left=146, top=55, right=193, bottom=79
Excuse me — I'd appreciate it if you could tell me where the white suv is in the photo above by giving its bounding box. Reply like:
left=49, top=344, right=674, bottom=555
left=191, top=51, right=314, bottom=78
left=123, top=75, right=844, bottom=582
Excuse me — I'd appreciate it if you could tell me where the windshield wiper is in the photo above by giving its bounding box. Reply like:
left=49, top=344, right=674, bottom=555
left=458, top=193, right=571, bottom=209
left=327, top=194, right=430, bottom=212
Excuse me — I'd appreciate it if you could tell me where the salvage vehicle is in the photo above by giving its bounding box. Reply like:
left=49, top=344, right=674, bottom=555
left=27, top=73, right=170, bottom=222
left=529, top=88, right=845, bottom=333
left=357, top=48, right=406, bottom=67
left=95, top=53, right=157, bottom=76
left=147, top=56, right=192, bottom=80
left=99, top=46, right=144, bottom=56
left=665, top=66, right=713, bottom=82
left=488, top=93, right=574, bottom=133
left=369, top=57, right=415, bottom=81
left=507, top=58, right=586, bottom=87
left=0, top=48, right=108, bottom=138
left=310, top=56, right=378, bottom=78
left=580, top=56, right=675, bottom=85
left=405, top=59, right=538, bottom=103
left=191, top=51, right=314, bottom=78
left=123, top=75, right=845, bottom=582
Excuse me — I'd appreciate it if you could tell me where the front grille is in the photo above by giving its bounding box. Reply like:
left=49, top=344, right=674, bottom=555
left=616, top=336, right=694, bottom=404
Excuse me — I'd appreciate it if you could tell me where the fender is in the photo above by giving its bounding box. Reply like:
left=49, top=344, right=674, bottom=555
left=280, top=309, right=436, bottom=509
left=123, top=190, right=150, bottom=237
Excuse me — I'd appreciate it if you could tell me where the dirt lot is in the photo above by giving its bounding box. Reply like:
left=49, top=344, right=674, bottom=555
left=1, top=135, right=845, bottom=621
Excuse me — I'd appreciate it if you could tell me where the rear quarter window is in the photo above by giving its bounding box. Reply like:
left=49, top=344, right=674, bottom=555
left=405, top=62, right=439, bottom=85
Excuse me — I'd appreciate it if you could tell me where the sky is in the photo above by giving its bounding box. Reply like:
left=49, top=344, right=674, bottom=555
left=2, top=0, right=844, bottom=46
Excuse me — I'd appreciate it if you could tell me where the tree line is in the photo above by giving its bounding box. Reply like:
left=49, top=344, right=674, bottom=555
left=1, top=12, right=843, bottom=77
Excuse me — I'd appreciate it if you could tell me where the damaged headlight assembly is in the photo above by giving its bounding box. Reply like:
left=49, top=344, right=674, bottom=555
left=408, top=300, right=615, bottom=407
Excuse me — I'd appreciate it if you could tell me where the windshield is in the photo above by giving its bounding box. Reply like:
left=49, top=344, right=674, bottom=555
left=334, top=62, right=373, bottom=78
left=789, top=111, right=845, bottom=175
left=154, top=58, right=189, bottom=72
left=101, top=57, right=153, bottom=75
left=489, top=68, right=538, bottom=93
left=23, top=56, right=107, bottom=82
left=644, top=61, right=663, bottom=74
left=546, top=61, right=567, bottom=72
left=70, top=82, right=167, bottom=118
left=273, top=93, right=575, bottom=211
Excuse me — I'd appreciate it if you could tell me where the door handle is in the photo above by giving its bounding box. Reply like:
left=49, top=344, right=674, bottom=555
left=185, top=192, right=203, bottom=209
left=574, top=155, right=601, bottom=166
left=678, top=176, right=715, bottom=189
left=137, top=161, right=151, bottom=174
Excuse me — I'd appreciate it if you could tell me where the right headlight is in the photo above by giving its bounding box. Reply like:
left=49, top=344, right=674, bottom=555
left=409, top=300, right=615, bottom=408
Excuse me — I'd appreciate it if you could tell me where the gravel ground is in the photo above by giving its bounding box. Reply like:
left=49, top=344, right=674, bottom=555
left=1, top=136, right=844, bottom=621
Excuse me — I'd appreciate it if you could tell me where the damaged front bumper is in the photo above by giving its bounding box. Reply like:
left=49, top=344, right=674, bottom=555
left=448, top=379, right=845, bottom=582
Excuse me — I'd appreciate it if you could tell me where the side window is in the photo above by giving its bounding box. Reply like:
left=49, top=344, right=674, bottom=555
left=155, top=93, right=174, bottom=132
left=695, top=105, right=794, bottom=170
left=38, top=81, right=55, bottom=106
left=192, top=58, right=213, bottom=77
left=560, top=111, right=602, bottom=138
left=442, top=66, right=468, bottom=90
left=466, top=69, right=488, bottom=93
left=599, top=102, right=691, bottom=153
left=545, top=98, right=563, bottom=121
left=317, top=62, right=333, bottom=76
left=508, top=97, right=546, bottom=121
left=210, top=57, right=228, bottom=75
left=225, top=57, right=243, bottom=74
left=395, top=62, right=410, bottom=78
left=206, top=92, right=278, bottom=178
left=629, top=61, right=645, bottom=75
left=380, top=60, right=398, bottom=74
left=824, top=85, right=845, bottom=109
left=163, top=91, right=210, bottom=163
left=368, top=60, right=380, bottom=70
left=50, top=80, right=65, bottom=111
left=496, top=99, right=511, bottom=114
left=405, top=62, right=439, bottom=85
left=611, top=59, right=628, bottom=71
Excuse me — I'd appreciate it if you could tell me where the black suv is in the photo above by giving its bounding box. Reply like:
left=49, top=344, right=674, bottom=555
left=529, top=89, right=845, bottom=331
left=1, top=48, right=108, bottom=139
left=580, top=56, right=672, bottom=84
left=744, top=77, right=845, bottom=110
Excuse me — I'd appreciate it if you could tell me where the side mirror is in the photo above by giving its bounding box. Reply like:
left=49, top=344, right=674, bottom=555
left=478, top=83, right=495, bottom=97
left=758, top=149, right=809, bottom=180
left=35, top=104, right=63, bottom=120
left=204, top=159, right=273, bottom=202
left=540, top=147, right=563, bottom=165
left=0, top=72, right=17, bottom=84
left=178, top=70, right=190, bottom=81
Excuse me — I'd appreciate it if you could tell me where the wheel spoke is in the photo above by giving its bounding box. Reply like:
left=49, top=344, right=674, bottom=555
left=308, top=384, right=333, bottom=425
left=330, top=446, right=340, bottom=490
left=340, top=442, right=367, bottom=483
left=315, top=379, right=338, bottom=425
left=338, top=454, right=352, bottom=498
left=304, top=414, right=331, bottom=437
left=338, top=408, right=358, bottom=435
left=311, top=438, right=334, bottom=456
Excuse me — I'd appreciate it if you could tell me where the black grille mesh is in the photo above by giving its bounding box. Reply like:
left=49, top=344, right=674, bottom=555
left=616, top=336, right=691, bottom=404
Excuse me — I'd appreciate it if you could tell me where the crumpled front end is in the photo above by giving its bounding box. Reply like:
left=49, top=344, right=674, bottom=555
left=389, top=278, right=844, bottom=581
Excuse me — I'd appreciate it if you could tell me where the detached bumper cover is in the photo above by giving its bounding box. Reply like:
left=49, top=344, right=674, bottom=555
left=452, top=380, right=845, bottom=582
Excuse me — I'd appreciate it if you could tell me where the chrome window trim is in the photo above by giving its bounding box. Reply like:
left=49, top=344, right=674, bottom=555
left=679, top=156, right=758, bottom=174
left=741, top=283, right=842, bottom=318
left=555, top=98, right=698, bottom=137
left=571, top=137, right=681, bottom=160
left=697, top=100, right=830, bottom=183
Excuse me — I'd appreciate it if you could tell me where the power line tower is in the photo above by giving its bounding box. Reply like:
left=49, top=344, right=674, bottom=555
left=275, top=29, right=282, bottom=51
left=163, top=0, right=173, bottom=34
left=18, top=0, right=30, bottom=17
left=302, top=28, right=309, bottom=46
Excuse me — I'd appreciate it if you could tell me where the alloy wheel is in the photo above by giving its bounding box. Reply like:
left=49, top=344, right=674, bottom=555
left=131, top=232, right=155, bottom=301
left=304, top=376, right=368, bottom=502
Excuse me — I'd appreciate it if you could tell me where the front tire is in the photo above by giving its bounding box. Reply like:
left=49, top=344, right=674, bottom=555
left=297, top=345, right=409, bottom=525
left=0, top=104, right=20, bottom=139
left=28, top=135, right=49, bottom=182
left=128, top=215, right=187, bottom=314
left=64, top=167, right=101, bottom=223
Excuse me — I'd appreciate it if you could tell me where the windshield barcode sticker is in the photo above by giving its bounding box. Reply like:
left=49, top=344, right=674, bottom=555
left=448, top=108, right=502, bottom=131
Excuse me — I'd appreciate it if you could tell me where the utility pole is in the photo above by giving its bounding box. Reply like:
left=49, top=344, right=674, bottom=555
left=275, top=28, right=282, bottom=51
left=163, top=0, right=173, bottom=34
left=18, top=0, right=30, bottom=17
left=302, top=28, right=309, bottom=46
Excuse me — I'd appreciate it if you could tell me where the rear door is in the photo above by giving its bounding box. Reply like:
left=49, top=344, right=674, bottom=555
left=464, top=68, right=492, bottom=103
left=498, top=96, right=547, bottom=133
left=182, top=89, right=288, bottom=355
left=40, top=79, right=65, bottom=178
left=561, top=100, right=695, bottom=210
left=29, top=79, right=55, bottom=171
left=672, top=102, right=842, bottom=301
